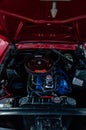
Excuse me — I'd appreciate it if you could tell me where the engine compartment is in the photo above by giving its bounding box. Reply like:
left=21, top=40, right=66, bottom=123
left=0, top=45, right=85, bottom=129
left=0, top=46, right=86, bottom=108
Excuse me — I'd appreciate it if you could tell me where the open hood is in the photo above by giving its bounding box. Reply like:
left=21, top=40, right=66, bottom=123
left=0, top=0, right=86, bottom=44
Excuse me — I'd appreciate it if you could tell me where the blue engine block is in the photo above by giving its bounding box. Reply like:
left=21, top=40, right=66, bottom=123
left=35, top=67, right=72, bottom=95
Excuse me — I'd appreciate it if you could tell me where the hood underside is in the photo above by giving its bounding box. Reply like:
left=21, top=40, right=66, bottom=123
left=0, top=0, right=86, bottom=43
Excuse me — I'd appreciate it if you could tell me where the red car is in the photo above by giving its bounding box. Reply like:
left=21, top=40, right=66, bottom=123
left=0, top=0, right=86, bottom=129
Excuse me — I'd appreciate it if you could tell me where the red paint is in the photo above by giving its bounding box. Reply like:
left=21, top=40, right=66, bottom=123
left=14, top=21, right=23, bottom=40
left=0, top=86, right=11, bottom=100
left=84, top=43, right=86, bottom=49
left=0, top=35, right=9, bottom=42
left=2, top=86, right=11, bottom=96
left=16, top=43, right=78, bottom=50
left=0, top=0, right=85, bottom=43
left=0, top=38, right=9, bottom=63
left=0, top=10, right=86, bottom=24
left=0, top=13, right=8, bottom=34
left=40, top=96, right=54, bottom=99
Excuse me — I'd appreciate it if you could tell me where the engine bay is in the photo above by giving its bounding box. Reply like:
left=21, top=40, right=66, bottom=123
left=0, top=45, right=86, bottom=108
